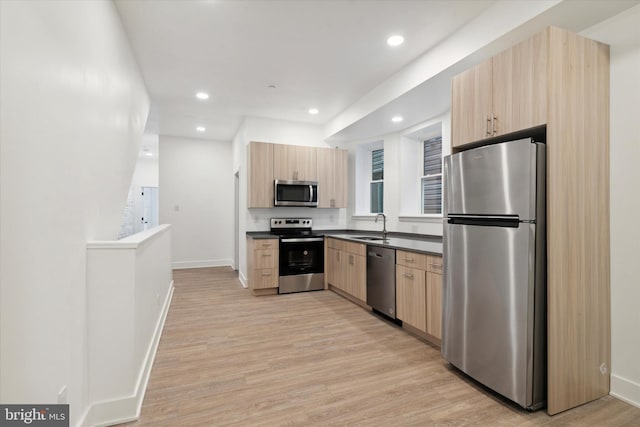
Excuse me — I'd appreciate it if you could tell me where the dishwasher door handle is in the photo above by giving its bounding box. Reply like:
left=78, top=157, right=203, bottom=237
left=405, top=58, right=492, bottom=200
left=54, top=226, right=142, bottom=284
left=368, top=252, right=384, bottom=258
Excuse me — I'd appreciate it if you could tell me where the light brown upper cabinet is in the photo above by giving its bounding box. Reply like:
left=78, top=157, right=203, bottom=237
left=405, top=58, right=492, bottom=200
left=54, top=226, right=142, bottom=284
left=247, top=141, right=274, bottom=208
left=451, top=59, right=493, bottom=146
left=450, top=26, right=610, bottom=415
left=452, top=30, right=548, bottom=148
left=273, top=144, right=317, bottom=181
left=492, top=30, right=547, bottom=138
left=317, top=147, right=348, bottom=208
left=248, top=142, right=348, bottom=209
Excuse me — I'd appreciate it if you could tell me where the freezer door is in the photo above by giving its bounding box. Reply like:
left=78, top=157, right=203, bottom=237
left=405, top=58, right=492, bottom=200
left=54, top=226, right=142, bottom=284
left=444, top=138, right=538, bottom=219
left=442, top=221, right=536, bottom=408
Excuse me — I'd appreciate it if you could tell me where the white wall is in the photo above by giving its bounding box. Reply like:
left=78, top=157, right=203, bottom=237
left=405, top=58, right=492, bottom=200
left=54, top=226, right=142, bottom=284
left=85, top=225, right=173, bottom=426
left=0, top=1, right=149, bottom=425
left=609, top=40, right=640, bottom=409
left=345, top=113, right=451, bottom=237
left=159, top=135, right=234, bottom=269
left=233, top=119, right=247, bottom=274
left=582, top=5, right=640, bottom=408
left=233, top=116, right=346, bottom=285
left=134, top=156, right=160, bottom=188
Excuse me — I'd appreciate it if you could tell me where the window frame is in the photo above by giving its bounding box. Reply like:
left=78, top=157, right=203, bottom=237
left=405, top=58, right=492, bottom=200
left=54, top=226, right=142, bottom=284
left=420, top=136, right=443, bottom=216
left=370, top=148, right=384, bottom=214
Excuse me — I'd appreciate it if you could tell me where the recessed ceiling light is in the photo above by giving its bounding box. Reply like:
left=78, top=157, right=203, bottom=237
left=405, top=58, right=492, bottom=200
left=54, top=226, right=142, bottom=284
left=387, top=35, right=404, bottom=47
left=392, top=116, right=403, bottom=123
left=145, top=152, right=153, bottom=157
left=308, top=108, right=319, bottom=115
left=195, top=92, right=209, bottom=100
left=196, top=126, right=206, bottom=132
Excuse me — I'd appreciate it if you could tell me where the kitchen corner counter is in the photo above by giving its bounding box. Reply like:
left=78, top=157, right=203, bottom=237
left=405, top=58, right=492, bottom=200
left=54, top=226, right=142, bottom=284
left=246, top=230, right=443, bottom=255
left=323, top=232, right=442, bottom=256
left=246, top=232, right=276, bottom=239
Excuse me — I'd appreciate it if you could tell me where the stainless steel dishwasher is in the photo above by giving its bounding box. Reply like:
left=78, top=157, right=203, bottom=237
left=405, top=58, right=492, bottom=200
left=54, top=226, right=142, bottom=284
left=366, top=245, right=396, bottom=318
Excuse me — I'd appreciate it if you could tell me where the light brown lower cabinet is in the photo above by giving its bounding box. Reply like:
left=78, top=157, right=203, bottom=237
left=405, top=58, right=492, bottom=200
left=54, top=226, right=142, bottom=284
left=246, top=237, right=279, bottom=295
left=347, top=253, right=366, bottom=302
left=327, top=239, right=441, bottom=343
left=396, top=265, right=427, bottom=332
left=326, top=238, right=366, bottom=303
left=396, top=250, right=442, bottom=343
left=426, top=271, right=442, bottom=339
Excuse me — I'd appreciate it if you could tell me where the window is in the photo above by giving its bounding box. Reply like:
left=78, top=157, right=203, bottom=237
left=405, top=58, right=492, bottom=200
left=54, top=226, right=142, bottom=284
left=370, top=148, right=384, bottom=213
left=421, top=137, right=442, bottom=214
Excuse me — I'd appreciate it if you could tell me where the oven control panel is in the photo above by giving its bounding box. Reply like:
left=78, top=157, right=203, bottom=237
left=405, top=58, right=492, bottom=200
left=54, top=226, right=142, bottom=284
left=270, top=218, right=312, bottom=229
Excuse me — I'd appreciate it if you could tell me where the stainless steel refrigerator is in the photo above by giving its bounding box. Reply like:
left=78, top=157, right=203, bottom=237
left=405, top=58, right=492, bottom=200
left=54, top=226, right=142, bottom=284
left=442, top=137, right=546, bottom=410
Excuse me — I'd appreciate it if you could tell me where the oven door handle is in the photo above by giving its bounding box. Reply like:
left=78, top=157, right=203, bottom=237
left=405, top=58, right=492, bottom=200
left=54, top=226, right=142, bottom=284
left=280, top=237, right=324, bottom=243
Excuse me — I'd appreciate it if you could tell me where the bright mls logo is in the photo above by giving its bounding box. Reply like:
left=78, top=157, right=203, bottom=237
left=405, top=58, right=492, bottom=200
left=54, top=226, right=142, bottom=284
left=1, top=405, right=69, bottom=426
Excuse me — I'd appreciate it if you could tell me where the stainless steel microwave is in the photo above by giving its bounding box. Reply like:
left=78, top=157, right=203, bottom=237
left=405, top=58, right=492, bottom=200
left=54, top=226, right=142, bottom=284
left=274, top=180, right=318, bottom=207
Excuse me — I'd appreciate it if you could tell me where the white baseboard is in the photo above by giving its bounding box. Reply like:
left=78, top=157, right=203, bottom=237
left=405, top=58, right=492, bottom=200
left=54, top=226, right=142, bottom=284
left=172, top=258, right=233, bottom=269
left=79, top=282, right=175, bottom=427
left=239, top=271, right=248, bottom=288
left=610, top=374, right=640, bottom=409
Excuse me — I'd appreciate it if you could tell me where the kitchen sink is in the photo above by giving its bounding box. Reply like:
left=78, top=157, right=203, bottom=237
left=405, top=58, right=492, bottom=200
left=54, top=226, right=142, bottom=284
left=352, top=236, right=386, bottom=241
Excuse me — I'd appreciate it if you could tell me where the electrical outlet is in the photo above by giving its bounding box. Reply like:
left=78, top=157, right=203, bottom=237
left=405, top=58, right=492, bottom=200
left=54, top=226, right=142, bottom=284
left=58, top=385, right=67, bottom=404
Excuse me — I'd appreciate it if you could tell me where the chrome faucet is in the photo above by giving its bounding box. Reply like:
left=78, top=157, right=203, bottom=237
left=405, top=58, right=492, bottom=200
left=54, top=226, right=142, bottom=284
left=375, top=213, right=388, bottom=239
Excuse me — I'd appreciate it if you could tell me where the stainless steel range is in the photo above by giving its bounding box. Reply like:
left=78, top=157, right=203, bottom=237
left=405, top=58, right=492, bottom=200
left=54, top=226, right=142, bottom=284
left=270, top=218, right=324, bottom=294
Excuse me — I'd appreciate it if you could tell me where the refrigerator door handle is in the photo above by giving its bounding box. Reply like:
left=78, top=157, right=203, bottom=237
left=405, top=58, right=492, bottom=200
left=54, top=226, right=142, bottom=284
left=447, top=214, right=520, bottom=228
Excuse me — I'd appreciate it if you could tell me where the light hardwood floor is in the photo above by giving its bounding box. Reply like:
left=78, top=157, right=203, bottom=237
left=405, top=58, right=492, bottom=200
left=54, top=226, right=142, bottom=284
left=119, top=267, right=640, bottom=426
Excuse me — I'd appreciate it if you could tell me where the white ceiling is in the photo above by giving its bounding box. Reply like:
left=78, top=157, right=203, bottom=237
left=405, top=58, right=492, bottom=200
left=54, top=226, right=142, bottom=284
left=114, top=0, right=496, bottom=141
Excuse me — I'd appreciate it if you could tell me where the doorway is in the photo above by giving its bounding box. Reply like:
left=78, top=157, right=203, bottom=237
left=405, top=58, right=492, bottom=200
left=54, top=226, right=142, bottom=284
left=140, top=186, right=159, bottom=231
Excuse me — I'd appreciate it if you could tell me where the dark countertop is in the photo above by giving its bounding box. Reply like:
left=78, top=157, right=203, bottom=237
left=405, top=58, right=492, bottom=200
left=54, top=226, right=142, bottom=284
left=247, top=229, right=443, bottom=256
left=246, top=231, right=276, bottom=239
left=325, top=233, right=442, bottom=256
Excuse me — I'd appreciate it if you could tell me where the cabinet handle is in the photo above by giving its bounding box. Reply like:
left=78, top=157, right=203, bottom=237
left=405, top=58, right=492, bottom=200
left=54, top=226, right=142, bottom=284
left=486, top=115, right=491, bottom=136
left=429, top=263, right=442, bottom=269
left=403, top=273, right=414, bottom=279
left=262, top=272, right=272, bottom=276
left=349, top=255, right=354, bottom=265
left=262, top=243, right=272, bottom=247
left=330, top=199, right=335, bottom=208
left=404, top=258, right=415, bottom=263
left=262, top=254, right=272, bottom=257
left=492, top=116, right=497, bottom=135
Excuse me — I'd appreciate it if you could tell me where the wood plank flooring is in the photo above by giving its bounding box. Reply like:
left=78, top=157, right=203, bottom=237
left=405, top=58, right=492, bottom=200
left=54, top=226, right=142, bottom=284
left=119, top=267, right=640, bottom=426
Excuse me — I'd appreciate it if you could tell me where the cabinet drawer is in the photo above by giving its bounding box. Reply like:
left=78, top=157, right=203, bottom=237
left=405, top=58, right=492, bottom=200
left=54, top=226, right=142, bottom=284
left=326, top=238, right=346, bottom=251
left=427, top=255, right=443, bottom=274
left=254, top=249, right=276, bottom=269
left=255, top=239, right=278, bottom=249
left=253, top=268, right=278, bottom=289
left=396, top=250, right=429, bottom=270
left=344, top=241, right=366, bottom=256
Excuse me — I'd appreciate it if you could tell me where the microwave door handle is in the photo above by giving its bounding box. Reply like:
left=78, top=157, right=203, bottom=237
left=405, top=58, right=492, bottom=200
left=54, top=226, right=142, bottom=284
left=309, top=184, right=313, bottom=203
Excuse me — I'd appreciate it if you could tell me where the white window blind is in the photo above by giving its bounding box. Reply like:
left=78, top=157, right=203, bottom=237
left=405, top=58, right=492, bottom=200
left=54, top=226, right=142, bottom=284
left=422, top=137, right=442, bottom=214
left=371, top=148, right=384, bottom=213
